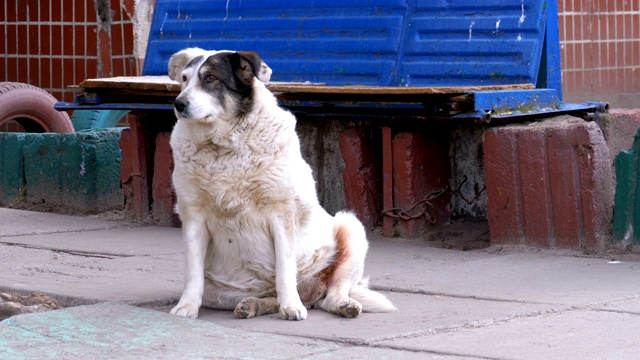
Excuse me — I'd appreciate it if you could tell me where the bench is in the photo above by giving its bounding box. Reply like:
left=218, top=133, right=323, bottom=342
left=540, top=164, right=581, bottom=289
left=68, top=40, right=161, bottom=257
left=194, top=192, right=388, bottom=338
left=56, top=0, right=607, bottom=240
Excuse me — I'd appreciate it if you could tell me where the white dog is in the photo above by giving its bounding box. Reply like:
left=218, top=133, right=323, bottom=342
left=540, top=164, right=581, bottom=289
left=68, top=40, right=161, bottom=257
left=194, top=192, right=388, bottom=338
left=167, top=47, right=396, bottom=320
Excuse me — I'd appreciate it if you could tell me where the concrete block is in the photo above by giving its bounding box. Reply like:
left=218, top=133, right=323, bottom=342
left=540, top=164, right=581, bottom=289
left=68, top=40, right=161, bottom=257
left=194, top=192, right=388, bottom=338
left=152, top=132, right=180, bottom=226
left=484, top=115, right=614, bottom=250
left=296, top=117, right=347, bottom=215
left=339, top=127, right=382, bottom=229
left=0, top=133, right=29, bottom=204
left=596, top=108, right=640, bottom=165
left=449, top=125, right=488, bottom=219
left=22, top=130, right=124, bottom=213
left=391, top=131, right=451, bottom=238
left=23, top=134, right=64, bottom=206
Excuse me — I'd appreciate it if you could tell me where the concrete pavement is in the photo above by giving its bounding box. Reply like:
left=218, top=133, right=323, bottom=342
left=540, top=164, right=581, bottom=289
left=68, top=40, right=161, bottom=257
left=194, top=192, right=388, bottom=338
left=0, top=207, right=639, bottom=359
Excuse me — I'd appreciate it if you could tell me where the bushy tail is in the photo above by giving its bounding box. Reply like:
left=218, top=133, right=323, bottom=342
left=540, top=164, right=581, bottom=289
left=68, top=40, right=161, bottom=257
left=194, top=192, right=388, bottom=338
left=349, top=277, right=397, bottom=313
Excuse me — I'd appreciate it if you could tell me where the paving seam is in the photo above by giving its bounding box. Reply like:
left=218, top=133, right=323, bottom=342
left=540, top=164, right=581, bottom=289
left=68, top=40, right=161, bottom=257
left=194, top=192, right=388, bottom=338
left=365, top=343, right=509, bottom=360
left=370, top=285, right=560, bottom=305
left=0, top=224, right=144, bottom=239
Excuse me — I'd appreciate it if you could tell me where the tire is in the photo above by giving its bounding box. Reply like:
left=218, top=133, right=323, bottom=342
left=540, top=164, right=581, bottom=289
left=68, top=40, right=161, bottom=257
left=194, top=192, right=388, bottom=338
left=71, top=109, right=130, bottom=131
left=0, top=82, right=74, bottom=133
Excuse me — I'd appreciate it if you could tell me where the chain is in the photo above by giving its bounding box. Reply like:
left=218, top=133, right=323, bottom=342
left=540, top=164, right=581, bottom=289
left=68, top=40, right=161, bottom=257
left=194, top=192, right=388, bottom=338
left=382, top=176, right=486, bottom=222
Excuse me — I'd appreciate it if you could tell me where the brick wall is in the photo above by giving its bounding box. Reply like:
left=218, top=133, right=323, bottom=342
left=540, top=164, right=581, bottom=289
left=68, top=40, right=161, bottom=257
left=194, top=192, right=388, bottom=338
left=0, top=0, right=139, bottom=131
left=559, top=0, right=640, bottom=108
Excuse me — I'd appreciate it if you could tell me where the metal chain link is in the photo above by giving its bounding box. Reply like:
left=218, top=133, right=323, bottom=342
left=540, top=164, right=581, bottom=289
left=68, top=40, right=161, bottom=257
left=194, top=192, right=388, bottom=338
left=382, top=176, right=486, bottom=222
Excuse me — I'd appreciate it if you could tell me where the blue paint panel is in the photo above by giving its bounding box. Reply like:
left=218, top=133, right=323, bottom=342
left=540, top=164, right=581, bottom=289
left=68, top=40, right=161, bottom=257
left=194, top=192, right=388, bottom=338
left=143, top=0, right=552, bottom=88
left=400, top=0, right=546, bottom=86
left=472, top=89, right=560, bottom=113
left=144, top=0, right=406, bottom=85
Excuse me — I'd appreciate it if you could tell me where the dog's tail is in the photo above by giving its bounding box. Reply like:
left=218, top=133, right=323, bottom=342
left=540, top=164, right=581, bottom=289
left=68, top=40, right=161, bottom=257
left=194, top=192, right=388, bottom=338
left=350, top=277, right=397, bottom=313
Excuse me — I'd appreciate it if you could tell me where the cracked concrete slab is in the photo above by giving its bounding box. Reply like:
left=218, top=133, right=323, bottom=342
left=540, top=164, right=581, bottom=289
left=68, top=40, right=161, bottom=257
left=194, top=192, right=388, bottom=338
left=377, top=310, right=640, bottom=359
left=1, top=303, right=343, bottom=359
left=195, top=292, right=557, bottom=346
left=366, top=238, right=640, bottom=307
left=0, top=226, right=183, bottom=257
left=0, top=243, right=182, bottom=307
left=2, top=209, right=640, bottom=358
left=0, top=208, right=136, bottom=236
left=591, top=296, right=640, bottom=314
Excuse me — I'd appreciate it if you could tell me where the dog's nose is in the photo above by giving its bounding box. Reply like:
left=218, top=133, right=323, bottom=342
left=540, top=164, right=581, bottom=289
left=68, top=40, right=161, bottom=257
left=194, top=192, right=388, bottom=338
left=174, top=97, right=189, bottom=113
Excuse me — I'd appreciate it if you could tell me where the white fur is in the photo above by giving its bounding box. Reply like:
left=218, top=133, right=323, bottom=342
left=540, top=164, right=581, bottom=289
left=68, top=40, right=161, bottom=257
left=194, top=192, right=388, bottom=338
left=168, top=48, right=395, bottom=320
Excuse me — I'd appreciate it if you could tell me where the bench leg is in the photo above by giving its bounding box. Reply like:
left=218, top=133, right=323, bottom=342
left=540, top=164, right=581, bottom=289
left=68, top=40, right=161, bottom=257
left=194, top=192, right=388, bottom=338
left=129, top=116, right=150, bottom=222
left=382, top=127, right=394, bottom=237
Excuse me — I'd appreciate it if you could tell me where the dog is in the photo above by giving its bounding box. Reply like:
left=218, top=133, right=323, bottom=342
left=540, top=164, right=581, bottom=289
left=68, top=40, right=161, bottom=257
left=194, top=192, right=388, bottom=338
left=167, top=47, right=396, bottom=320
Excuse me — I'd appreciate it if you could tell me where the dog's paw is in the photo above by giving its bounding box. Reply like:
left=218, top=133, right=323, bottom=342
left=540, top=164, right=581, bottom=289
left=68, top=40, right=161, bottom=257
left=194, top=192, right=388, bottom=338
left=235, top=297, right=260, bottom=319
left=170, top=302, right=199, bottom=319
left=279, top=303, right=308, bottom=321
left=337, top=299, right=362, bottom=318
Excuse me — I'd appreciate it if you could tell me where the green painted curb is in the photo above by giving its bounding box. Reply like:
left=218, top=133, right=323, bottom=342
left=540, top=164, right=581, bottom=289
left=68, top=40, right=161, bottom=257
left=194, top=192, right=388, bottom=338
left=613, top=128, right=640, bottom=244
left=0, top=129, right=125, bottom=213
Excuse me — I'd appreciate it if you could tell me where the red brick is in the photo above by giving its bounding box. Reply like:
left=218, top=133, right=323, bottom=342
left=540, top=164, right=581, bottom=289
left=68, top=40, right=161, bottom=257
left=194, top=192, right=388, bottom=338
left=484, top=116, right=613, bottom=250
left=484, top=129, right=523, bottom=243
left=98, top=28, right=112, bottom=77
left=517, top=129, right=552, bottom=246
left=339, top=127, right=382, bottom=229
left=152, top=132, right=180, bottom=227
left=63, top=2, right=73, bottom=22
left=547, top=125, right=581, bottom=247
left=391, top=131, right=451, bottom=238
left=75, top=0, right=86, bottom=22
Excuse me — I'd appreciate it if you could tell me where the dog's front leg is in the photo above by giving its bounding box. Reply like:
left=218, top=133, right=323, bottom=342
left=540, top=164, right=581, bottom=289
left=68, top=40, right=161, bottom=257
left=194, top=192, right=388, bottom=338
left=170, top=214, right=209, bottom=319
left=271, top=213, right=307, bottom=320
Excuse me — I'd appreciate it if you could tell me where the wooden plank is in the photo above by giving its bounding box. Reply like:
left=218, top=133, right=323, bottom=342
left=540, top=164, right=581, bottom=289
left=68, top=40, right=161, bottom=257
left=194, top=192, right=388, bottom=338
left=268, top=83, right=535, bottom=95
left=78, top=76, right=535, bottom=95
left=79, top=76, right=180, bottom=92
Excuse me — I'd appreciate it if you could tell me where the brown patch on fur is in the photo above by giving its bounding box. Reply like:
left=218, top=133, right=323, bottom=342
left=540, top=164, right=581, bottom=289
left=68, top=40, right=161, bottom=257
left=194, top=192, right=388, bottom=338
left=316, top=224, right=351, bottom=288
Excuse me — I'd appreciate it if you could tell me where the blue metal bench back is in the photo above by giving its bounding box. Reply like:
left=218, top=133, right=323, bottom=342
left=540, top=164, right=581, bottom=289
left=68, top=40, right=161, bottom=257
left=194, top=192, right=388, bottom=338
left=143, top=0, right=558, bottom=90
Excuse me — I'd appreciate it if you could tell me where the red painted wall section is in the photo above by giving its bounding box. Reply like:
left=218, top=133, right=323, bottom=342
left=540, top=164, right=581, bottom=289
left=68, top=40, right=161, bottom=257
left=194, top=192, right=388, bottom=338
left=391, top=131, right=451, bottom=238
left=152, top=132, right=180, bottom=227
left=484, top=115, right=613, bottom=250
left=339, top=127, right=382, bottom=230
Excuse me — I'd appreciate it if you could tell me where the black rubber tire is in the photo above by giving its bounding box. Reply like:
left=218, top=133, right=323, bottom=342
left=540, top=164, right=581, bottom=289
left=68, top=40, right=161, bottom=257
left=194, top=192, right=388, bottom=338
left=0, top=82, right=74, bottom=133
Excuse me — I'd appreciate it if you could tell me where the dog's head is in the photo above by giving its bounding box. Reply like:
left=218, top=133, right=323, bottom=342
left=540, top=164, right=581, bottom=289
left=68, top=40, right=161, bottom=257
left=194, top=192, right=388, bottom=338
left=168, top=47, right=272, bottom=122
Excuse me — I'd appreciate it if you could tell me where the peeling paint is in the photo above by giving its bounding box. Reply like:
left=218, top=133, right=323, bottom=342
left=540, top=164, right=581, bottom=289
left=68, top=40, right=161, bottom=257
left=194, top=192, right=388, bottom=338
left=224, top=0, right=230, bottom=20
left=468, top=21, right=475, bottom=41
left=519, top=0, right=526, bottom=25
left=159, top=12, right=167, bottom=35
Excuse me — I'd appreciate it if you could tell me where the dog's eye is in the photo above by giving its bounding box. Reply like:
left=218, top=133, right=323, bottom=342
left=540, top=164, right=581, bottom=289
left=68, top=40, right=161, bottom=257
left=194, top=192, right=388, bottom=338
left=182, top=75, right=187, bottom=82
left=204, top=74, right=217, bottom=83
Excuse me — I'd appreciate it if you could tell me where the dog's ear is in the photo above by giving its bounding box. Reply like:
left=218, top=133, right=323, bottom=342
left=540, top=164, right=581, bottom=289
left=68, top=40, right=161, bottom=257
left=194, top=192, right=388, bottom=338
left=168, top=47, right=207, bottom=81
left=235, top=51, right=272, bottom=83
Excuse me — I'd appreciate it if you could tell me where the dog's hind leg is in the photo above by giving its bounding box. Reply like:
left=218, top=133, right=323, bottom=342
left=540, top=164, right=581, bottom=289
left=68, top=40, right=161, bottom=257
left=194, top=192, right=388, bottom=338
left=317, top=212, right=368, bottom=318
left=317, top=212, right=396, bottom=317
left=234, top=297, right=279, bottom=319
